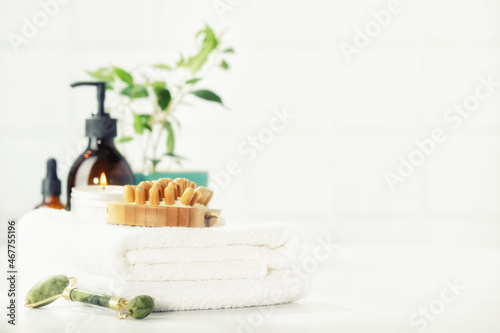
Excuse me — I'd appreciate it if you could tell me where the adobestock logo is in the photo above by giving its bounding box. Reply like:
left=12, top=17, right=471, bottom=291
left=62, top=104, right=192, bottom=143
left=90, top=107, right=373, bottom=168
left=212, top=0, right=244, bottom=21
left=385, top=74, right=500, bottom=192
left=401, top=278, right=467, bottom=333
left=340, top=0, right=404, bottom=64
left=236, top=235, right=337, bottom=333
left=8, top=0, right=72, bottom=54
left=443, top=75, right=500, bottom=129
left=208, top=106, right=295, bottom=195
left=385, top=129, right=448, bottom=192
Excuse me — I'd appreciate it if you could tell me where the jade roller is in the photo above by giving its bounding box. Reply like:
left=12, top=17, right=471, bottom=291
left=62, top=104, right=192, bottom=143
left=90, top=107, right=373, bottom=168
left=24, top=275, right=154, bottom=319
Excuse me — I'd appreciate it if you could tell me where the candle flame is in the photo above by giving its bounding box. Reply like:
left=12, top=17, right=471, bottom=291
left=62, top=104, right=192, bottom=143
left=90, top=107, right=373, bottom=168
left=100, top=172, right=107, bottom=186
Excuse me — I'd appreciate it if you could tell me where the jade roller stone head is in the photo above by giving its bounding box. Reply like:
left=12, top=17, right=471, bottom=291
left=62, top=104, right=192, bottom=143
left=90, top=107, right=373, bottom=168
left=126, top=295, right=155, bottom=319
left=25, top=275, right=70, bottom=308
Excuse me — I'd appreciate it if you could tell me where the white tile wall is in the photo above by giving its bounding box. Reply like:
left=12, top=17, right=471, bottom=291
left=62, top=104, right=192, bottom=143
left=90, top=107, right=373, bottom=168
left=428, top=0, right=500, bottom=40
left=337, top=134, right=424, bottom=214
left=0, top=49, right=71, bottom=133
left=1, top=0, right=499, bottom=247
left=337, top=48, right=422, bottom=127
left=72, top=0, right=157, bottom=42
left=428, top=49, right=500, bottom=128
left=333, top=0, right=422, bottom=42
left=426, top=133, right=500, bottom=213
left=250, top=0, right=334, bottom=41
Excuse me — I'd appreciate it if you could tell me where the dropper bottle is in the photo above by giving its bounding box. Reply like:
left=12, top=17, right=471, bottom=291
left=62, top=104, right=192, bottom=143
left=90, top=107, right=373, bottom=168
left=35, top=158, right=65, bottom=209
left=66, top=81, right=134, bottom=210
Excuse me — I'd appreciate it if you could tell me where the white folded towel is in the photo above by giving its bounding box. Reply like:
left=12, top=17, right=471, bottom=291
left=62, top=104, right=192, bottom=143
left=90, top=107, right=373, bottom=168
left=20, top=261, right=311, bottom=311
left=19, top=208, right=310, bottom=311
left=20, top=209, right=303, bottom=282
left=83, top=270, right=310, bottom=311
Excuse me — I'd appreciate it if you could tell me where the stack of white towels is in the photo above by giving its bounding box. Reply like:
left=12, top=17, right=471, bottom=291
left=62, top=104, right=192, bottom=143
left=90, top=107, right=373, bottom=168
left=19, top=209, right=310, bottom=311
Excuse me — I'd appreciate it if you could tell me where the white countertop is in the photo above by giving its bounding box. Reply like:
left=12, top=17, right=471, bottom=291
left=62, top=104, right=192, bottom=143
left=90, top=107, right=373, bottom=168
left=3, top=245, right=500, bottom=333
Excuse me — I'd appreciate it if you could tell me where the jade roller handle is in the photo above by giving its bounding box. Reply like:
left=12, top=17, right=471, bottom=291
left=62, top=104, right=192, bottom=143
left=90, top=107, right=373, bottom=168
left=64, top=288, right=154, bottom=319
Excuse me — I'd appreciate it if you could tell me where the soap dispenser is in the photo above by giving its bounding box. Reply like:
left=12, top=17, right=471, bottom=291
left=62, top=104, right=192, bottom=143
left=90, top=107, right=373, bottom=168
left=66, top=81, right=134, bottom=210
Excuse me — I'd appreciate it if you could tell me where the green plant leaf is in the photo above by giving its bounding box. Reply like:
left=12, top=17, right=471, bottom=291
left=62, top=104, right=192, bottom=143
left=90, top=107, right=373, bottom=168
left=186, top=78, right=202, bottom=84
left=157, top=88, right=171, bottom=111
left=151, top=81, right=166, bottom=95
left=121, top=84, right=149, bottom=99
left=223, top=47, right=235, bottom=53
left=150, top=158, right=161, bottom=172
left=219, top=59, right=229, bottom=70
left=164, top=153, right=186, bottom=166
left=165, top=121, right=175, bottom=155
left=191, top=89, right=223, bottom=105
left=87, top=67, right=115, bottom=82
left=153, top=64, right=172, bottom=71
left=112, top=66, right=134, bottom=85
left=117, top=136, right=133, bottom=143
left=165, top=152, right=186, bottom=159
left=187, top=48, right=211, bottom=74
left=195, top=25, right=219, bottom=48
left=133, top=113, right=152, bottom=134
left=187, top=25, right=219, bottom=74
left=176, top=55, right=185, bottom=67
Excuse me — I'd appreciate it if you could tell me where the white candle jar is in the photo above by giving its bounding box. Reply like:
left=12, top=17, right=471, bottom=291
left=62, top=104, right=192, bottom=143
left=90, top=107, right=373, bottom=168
left=71, top=185, right=124, bottom=223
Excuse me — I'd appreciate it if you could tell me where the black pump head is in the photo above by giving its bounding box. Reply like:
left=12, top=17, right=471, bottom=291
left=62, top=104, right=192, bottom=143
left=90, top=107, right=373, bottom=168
left=70, top=81, right=117, bottom=138
left=70, top=81, right=107, bottom=116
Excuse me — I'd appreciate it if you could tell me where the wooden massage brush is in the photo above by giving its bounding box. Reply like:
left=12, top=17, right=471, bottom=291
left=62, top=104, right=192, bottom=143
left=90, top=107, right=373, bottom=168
left=106, top=178, right=221, bottom=227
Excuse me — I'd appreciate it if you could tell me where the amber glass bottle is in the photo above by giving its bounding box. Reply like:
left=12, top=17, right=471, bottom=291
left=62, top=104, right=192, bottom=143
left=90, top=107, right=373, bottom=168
left=66, top=136, right=134, bottom=209
left=66, top=82, right=134, bottom=210
left=35, top=158, right=66, bottom=210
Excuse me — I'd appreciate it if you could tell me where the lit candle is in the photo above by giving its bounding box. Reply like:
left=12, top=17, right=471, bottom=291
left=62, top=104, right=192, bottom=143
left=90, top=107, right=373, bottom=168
left=100, top=172, right=107, bottom=190
left=70, top=172, right=125, bottom=223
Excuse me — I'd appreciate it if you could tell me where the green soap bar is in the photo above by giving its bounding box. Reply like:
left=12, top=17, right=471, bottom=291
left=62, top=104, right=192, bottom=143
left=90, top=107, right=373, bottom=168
left=127, top=295, right=154, bottom=319
left=25, top=275, right=69, bottom=308
left=70, top=289, right=113, bottom=308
